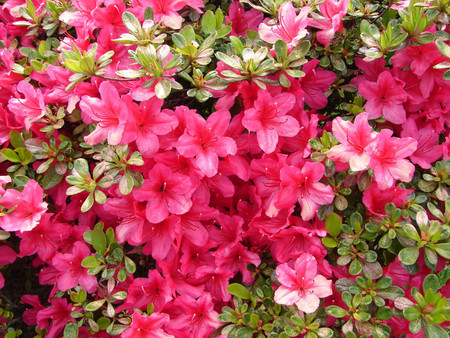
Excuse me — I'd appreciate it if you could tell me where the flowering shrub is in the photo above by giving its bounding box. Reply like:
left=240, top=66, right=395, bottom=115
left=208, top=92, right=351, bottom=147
left=0, top=0, right=449, bottom=337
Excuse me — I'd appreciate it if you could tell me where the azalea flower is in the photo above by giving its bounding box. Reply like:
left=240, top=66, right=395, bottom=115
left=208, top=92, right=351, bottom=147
left=274, top=161, right=334, bottom=221
left=308, top=0, right=348, bottom=46
left=358, top=71, right=408, bottom=124
left=367, top=129, right=417, bottom=189
left=226, top=1, right=263, bottom=37
left=79, top=81, right=129, bottom=145
left=0, top=179, right=48, bottom=232
left=327, top=112, right=377, bottom=171
left=242, top=90, right=299, bottom=154
left=122, top=311, right=173, bottom=338
left=274, top=253, right=332, bottom=313
left=7, top=81, right=46, bottom=131
left=259, top=2, right=311, bottom=47
left=176, top=110, right=237, bottom=177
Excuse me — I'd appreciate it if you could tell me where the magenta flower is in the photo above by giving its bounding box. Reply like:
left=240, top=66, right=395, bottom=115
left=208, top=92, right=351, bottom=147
left=274, top=253, right=332, bottom=313
left=133, top=163, right=193, bottom=224
left=327, top=112, right=377, bottom=171
left=36, top=298, right=76, bottom=338
left=176, top=110, right=237, bottom=177
left=358, top=71, right=408, bottom=124
left=0, top=179, right=48, bottom=232
left=226, top=1, right=263, bottom=37
left=7, top=81, right=45, bottom=131
left=274, top=162, right=334, bottom=221
left=79, top=81, right=128, bottom=145
left=308, top=0, right=348, bottom=46
left=122, top=311, right=173, bottom=338
left=51, top=241, right=98, bottom=293
left=367, top=129, right=417, bottom=189
left=259, top=2, right=311, bottom=46
left=242, top=90, right=299, bottom=154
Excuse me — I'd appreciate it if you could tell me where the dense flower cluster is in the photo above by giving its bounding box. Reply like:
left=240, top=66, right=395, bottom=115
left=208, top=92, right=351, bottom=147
left=0, top=0, right=449, bottom=337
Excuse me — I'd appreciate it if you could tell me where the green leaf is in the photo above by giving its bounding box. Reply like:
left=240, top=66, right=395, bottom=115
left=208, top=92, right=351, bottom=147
left=326, top=305, right=348, bottom=318
left=399, top=247, right=420, bottom=265
left=1, top=149, right=20, bottom=163
left=154, top=78, right=171, bottom=99
left=423, top=274, right=440, bottom=294
left=436, top=39, right=450, bottom=58
left=434, top=243, right=450, bottom=259
left=9, top=131, right=24, bottom=148
left=115, top=69, right=144, bottom=78
left=230, top=36, right=244, bottom=56
left=201, top=10, right=216, bottom=35
left=236, top=326, right=253, bottom=338
left=119, top=173, right=134, bottom=195
left=91, top=228, right=107, bottom=254
left=321, top=237, right=337, bottom=248
left=81, top=193, right=95, bottom=212
left=275, top=39, right=288, bottom=61
left=423, top=318, right=449, bottom=338
left=404, top=306, right=421, bottom=321
left=41, top=166, right=63, bottom=190
left=377, top=286, right=405, bottom=300
left=326, top=212, right=342, bottom=237
left=376, top=306, right=393, bottom=320
left=227, top=283, right=251, bottom=299
left=349, top=259, right=362, bottom=275
left=85, top=299, right=106, bottom=312
left=122, top=11, right=143, bottom=36
left=63, top=323, right=79, bottom=338
left=74, top=158, right=90, bottom=176
left=124, top=256, right=136, bottom=273
left=81, top=256, right=100, bottom=268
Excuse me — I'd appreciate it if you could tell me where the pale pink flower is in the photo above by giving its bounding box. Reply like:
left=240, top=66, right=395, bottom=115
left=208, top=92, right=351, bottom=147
left=274, top=253, right=332, bottom=313
left=259, top=2, right=311, bottom=46
left=327, top=112, right=377, bottom=171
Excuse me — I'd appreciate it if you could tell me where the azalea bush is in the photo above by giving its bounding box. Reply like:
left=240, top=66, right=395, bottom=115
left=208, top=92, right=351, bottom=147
left=0, top=0, right=449, bottom=337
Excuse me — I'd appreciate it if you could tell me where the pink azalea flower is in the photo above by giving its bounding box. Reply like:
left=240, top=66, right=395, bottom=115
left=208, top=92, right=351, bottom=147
left=122, top=311, right=173, bottom=338
left=327, top=112, right=377, bottom=171
left=7, top=80, right=46, bottom=131
left=367, top=129, right=417, bottom=189
left=0, top=245, right=16, bottom=289
left=51, top=241, right=98, bottom=293
left=274, top=253, right=332, bottom=313
left=259, top=2, right=311, bottom=47
left=133, top=163, right=193, bottom=224
left=118, top=270, right=173, bottom=312
left=358, top=71, right=408, bottom=124
left=363, top=182, right=413, bottom=217
left=194, top=266, right=234, bottom=302
left=0, top=179, right=48, bottom=232
left=122, top=97, right=179, bottom=158
left=79, top=81, right=128, bottom=145
left=308, top=0, right=348, bottom=46
left=176, top=110, right=237, bottom=177
left=168, top=293, right=222, bottom=337
left=17, top=213, right=72, bottom=263
left=242, top=90, right=299, bottom=154
left=274, top=162, right=334, bottom=221
left=226, top=1, right=263, bottom=37
left=36, top=298, right=76, bottom=338
left=400, top=118, right=443, bottom=169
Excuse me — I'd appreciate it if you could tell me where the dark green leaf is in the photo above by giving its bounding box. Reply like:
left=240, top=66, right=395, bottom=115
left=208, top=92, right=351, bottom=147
left=326, top=305, right=348, bottom=318
left=91, top=228, right=107, bottom=254
left=423, top=274, right=440, bottom=294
